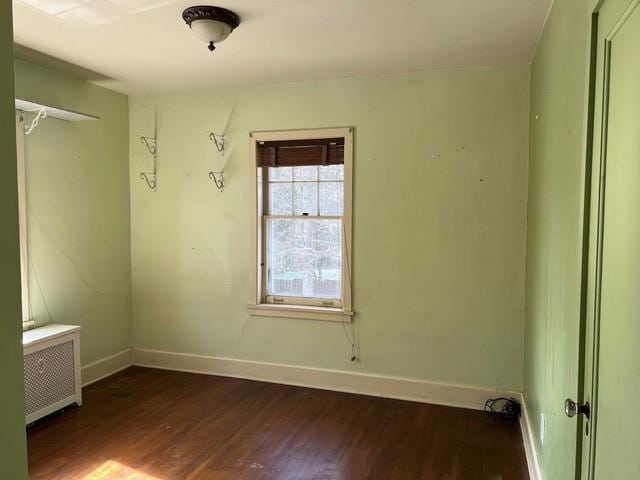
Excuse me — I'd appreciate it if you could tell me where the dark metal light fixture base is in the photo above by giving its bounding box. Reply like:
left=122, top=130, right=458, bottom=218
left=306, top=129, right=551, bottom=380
left=182, top=6, right=241, bottom=52
left=182, top=6, right=240, bottom=29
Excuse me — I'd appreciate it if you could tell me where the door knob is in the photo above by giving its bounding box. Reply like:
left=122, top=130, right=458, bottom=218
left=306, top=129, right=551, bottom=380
left=565, top=398, right=590, bottom=419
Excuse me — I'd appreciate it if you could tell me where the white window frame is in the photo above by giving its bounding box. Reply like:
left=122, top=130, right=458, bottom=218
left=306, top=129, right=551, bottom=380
left=248, top=128, right=354, bottom=322
left=16, top=114, right=33, bottom=329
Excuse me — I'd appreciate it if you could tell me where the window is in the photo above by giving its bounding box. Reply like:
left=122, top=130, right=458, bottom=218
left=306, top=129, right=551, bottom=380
left=249, top=128, right=353, bottom=321
left=16, top=114, right=33, bottom=329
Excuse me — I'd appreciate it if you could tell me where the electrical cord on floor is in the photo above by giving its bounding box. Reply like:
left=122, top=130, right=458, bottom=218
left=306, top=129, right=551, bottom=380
left=484, top=397, right=521, bottom=421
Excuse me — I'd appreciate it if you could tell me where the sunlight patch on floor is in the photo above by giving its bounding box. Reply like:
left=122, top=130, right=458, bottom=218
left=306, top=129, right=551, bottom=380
left=82, top=460, right=161, bottom=480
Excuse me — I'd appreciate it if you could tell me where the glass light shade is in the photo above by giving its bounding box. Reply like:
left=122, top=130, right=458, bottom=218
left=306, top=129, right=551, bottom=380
left=190, top=19, right=232, bottom=44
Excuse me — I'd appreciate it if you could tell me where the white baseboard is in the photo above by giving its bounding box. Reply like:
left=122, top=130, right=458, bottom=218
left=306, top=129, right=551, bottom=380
left=132, top=348, right=518, bottom=411
left=82, top=348, right=133, bottom=387
left=519, top=395, right=543, bottom=480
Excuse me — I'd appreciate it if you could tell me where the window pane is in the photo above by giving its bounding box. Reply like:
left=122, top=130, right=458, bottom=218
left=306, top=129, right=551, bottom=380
left=269, top=166, right=292, bottom=182
left=319, top=182, right=343, bottom=216
left=319, top=164, right=344, bottom=181
left=269, top=183, right=293, bottom=215
left=267, top=218, right=341, bottom=299
left=293, top=166, right=318, bottom=181
left=294, top=182, right=318, bottom=216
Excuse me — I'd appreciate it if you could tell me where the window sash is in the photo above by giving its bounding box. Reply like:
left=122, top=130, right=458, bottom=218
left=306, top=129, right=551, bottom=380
left=262, top=216, right=343, bottom=305
left=266, top=165, right=344, bottom=217
left=265, top=295, right=342, bottom=308
left=264, top=215, right=342, bottom=220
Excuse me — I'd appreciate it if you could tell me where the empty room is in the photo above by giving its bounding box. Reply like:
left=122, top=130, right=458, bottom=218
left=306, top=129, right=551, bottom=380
left=1, top=0, right=637, bottom=479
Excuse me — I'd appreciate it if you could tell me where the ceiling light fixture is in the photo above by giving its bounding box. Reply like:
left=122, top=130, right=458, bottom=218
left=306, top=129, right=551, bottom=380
left=182, top=5, right=240, bottom=52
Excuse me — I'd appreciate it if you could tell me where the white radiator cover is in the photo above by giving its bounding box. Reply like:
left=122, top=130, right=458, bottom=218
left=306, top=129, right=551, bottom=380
left=23, top=324, right=82, bottom=424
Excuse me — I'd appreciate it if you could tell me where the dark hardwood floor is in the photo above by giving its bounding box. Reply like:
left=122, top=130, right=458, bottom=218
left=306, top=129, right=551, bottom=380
left=27, top=367, right=528, bottom=480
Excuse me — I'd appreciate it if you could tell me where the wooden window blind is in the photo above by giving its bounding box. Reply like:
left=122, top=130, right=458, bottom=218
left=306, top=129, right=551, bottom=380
left=256, top=138, right=344, bottom=167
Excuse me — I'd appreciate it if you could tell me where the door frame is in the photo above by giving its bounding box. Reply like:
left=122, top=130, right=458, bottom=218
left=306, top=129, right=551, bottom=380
left=575, top=8, right=599, bottom=479
left=575, top=0, right=640, bottom=478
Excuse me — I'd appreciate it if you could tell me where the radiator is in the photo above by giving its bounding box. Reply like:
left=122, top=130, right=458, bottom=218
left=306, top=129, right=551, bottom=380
left=23, top=324, right=82, bottom=424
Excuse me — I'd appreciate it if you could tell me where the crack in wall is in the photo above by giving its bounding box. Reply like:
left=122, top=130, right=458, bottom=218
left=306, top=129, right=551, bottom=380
left=33, top=218, right=116, bottom=296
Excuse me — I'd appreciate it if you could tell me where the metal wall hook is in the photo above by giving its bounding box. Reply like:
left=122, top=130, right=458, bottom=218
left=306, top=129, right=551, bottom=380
left=209, top=132, right=225, bottom=156
left=140, top=172, right=157, bottom=191
left=24, top=108, right=47, bottom=135
left=139, top=131, right=157, bottom=191
left=209, top=171, right=224, bottom=191
left=140, top=135, right=157, bottom=158
left=208, top=131, right=227, bottom=191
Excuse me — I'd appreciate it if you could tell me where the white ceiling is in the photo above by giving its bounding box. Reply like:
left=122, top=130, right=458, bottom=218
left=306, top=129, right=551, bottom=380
left=12, top=0, right=552, bottom=95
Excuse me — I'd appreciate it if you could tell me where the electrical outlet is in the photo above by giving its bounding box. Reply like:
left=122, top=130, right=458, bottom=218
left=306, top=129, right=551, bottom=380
left=540, top=413, right=546, bottom=446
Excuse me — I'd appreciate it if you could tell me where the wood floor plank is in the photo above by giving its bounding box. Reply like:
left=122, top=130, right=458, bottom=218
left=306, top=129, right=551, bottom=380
left=27, top=367, right=528, bottom=480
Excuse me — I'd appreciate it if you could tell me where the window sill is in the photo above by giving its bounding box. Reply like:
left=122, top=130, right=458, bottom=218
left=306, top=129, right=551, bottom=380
left=248, top=304, right=354, bottom=322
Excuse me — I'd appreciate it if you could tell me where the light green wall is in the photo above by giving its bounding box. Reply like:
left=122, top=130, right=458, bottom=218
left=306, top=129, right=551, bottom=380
left=129, top=64, right=530, bottom=391
left=0, top=3, right=29, bottom=478
left=14, top=59, right=132, bottom=366
left=524, top=0, right=591, bottom=478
